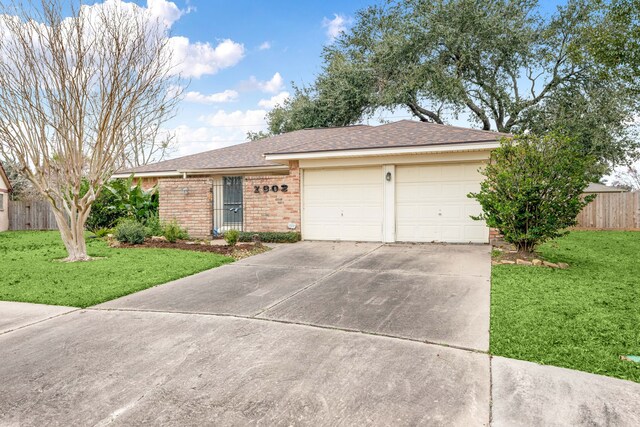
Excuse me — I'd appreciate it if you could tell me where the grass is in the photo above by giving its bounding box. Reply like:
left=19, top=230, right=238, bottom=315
left=0, top=231, right=234, bottom=308
left=491, top=231, right=640, bottom=383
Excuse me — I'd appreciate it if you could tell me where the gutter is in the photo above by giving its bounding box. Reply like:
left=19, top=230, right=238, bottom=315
left=111, top=165, right=289, bottom=180
left=264, top=141, right=501, bottom=162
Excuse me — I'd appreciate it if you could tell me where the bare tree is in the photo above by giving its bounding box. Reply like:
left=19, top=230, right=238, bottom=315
left=609, top=160, right=640, bottom=190
left=0, top=0, right=181, bottom=261
left=118, top=106, right=179, bottom=169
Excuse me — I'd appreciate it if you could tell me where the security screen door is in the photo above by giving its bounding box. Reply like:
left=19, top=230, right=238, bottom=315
left=222, top=176, right=243, bottom=230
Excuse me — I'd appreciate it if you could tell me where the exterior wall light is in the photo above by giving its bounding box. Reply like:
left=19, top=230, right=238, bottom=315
left=181, top=187, right=189, bottom=195
left=386, top=172, right=392, bottom=182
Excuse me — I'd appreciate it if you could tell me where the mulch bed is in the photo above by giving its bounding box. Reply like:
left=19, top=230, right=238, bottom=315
left=116, top=240, right=256, bottom=256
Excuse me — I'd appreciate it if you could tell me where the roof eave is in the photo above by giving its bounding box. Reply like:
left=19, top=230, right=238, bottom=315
left=264, top=141, right=500, bottom=162
left=111, top=165, right=290, bottom=179
left=0, top=162, right=12, bottom=191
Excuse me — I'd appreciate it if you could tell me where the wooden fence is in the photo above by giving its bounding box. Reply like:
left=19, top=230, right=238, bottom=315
left=575, top=191, right=640, bottom=230
left=8, top=200, right=59, bottom=231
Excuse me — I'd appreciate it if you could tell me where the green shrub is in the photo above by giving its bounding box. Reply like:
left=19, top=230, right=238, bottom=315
left=468, top=133, right=596, bottom=253
left=85, top=175, right=159, bottom=232
left=224, top=229, right=240, bottom=246
left=94, top=228, right=112, bottom=238
left=114, top=219, right=146, bottom=244
left=237, top=231, right=301, bottom=243
left=144, top=214, right=163, bottom=237
left=162, top=220, right=189, bottom=243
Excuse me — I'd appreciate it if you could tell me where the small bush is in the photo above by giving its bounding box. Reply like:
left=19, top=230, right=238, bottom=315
left=144, top=214, right=163, bottom=237
left=94, top=228, right=112, bottom=238
left=162, top=220, right=189, bottom=243
left=237, top=231, right=301, bottom=243
left=114, top=219, right=146, bottom=244
left=224, top=229, right=240, bottom=246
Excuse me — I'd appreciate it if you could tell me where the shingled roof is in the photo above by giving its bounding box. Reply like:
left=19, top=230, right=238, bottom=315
left=266, top=120, right=510, bottom=155
left=117, top=125, right=368, bottom=174
left=119, top=120, right=509, bottom=175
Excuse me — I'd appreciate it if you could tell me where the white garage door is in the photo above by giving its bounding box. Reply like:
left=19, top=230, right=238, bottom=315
left=396, top=163, right=488, bottom=243
left=303, top=167, right=383, bottom=241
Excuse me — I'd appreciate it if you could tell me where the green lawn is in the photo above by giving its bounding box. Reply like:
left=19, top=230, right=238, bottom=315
left=0, top=231, right=233, bottom=308
left=491, top=231, right=640, bottom=383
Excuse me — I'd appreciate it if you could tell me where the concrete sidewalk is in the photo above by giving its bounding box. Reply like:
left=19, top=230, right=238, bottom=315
left=0, top=301, right=75, bottom=334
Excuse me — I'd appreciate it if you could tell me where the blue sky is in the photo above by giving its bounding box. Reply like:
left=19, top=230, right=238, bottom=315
left=129, top=0, right=379, bottom=159
left=87, top=0, right=567, bottom=160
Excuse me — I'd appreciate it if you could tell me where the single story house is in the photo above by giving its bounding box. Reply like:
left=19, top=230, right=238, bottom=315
left=115, top=120, right=510, bottom=243
left=0, top=162, right=12, bottom=232
left=583, top=183, right=628, bottom=194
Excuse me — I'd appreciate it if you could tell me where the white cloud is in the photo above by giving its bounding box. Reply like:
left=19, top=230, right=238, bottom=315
left=259, top=41, right=271, bottom=50
left=322, top=14, right=352, bottom=41
left=41, top=0, right=245, bottom=80
left=169, top=37, right=244, bottom=78
left=146, top=0, right=184, bottom=27
left=202, top=109, right=267, bottom=128
left=184, top=89, right=238, bottom=104
left=171, top=124, right=240, bottom=157
left=241, top=72, right=284, bottom=94
left=169, top=109, right=269, bottom=157
left=258, top=91, right=289, bottom=109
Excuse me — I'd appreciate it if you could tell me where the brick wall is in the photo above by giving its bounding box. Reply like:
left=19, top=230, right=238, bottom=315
left=243, top=161, right=301, bottom=232
left=159, top=178, right=212, bottom=238
left=137, top=177, right=159, bottom=191
left=489, top=228, right=502, bottom=245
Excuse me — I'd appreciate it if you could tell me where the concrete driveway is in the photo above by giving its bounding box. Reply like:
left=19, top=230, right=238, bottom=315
left=1, top=242, right=639, bottom=426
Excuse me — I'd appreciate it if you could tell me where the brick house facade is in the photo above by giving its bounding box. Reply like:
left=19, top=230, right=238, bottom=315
left=158, top=178, right=213, bottom=238
left=243, top=161, right=300, bottom=233
left=154, top=161, right=301, bottom=238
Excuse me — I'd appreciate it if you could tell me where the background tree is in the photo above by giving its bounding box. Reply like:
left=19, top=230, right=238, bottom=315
left=118, top=117, right=178, bottom=169
left=469, top=134, right=596, bottom=253
left=268, top=0, right=637, bottom=168
left=0, top=0, right=180, bottom=261
left=1, top=161, right=40, bottom=200
left=609, top=161, right=640, bottom=190
left=589, top=0, right=640, bottom=84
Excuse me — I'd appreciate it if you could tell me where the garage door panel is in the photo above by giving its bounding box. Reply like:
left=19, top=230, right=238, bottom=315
left=304, top=168, right=381, bottom=186
left=396, top=163, right=488, bottom=243
left=303, top=168, right=383, bottom=241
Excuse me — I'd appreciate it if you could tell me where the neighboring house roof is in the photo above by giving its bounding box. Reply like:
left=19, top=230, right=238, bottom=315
left=0, top=161, right=12, bottom=192
left=584, top=183, right=628, bottom=193
left=117, top=120, right=510, bottom=177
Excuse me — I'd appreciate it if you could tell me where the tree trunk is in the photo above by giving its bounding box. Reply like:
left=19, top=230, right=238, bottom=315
left=515, top=241, right=535, bottom=255
left=52, top=207, right=90, bottom=262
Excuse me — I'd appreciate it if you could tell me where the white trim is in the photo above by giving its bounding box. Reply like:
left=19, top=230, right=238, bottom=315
left=111, top=165, right=289, bottom=180
left=265, top=142, right=500, bottom=162
left=111, top=171, right=182, bottom=179
left=300, top=168, right=305, bottom=239
left=179, top=166, right=289, bottom=175
left=382, top=165, right=395, bottom=243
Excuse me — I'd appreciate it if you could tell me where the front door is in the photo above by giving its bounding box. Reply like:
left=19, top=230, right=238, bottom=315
left=222, top=176, right=243, bottom=230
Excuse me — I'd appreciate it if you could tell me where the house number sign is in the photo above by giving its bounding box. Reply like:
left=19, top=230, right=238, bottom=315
left=254, top=184, right=288, bottom=194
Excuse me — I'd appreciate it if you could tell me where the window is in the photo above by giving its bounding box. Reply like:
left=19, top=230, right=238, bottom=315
left=0, top=193, right=4, bottom=211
